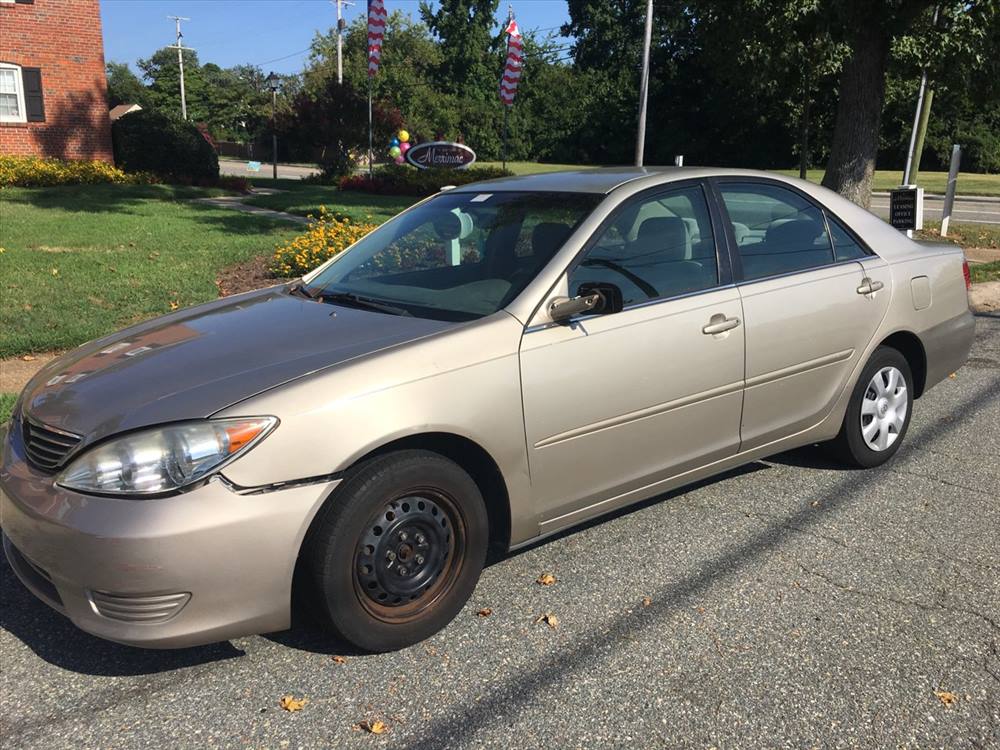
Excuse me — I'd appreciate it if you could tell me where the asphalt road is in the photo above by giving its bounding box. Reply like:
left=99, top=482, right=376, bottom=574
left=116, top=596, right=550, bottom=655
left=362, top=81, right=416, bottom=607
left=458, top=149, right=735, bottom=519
left=869, top=194, right=1000, bottom=226
left=219, top=159, right=320, bottom=180
left=2, top=317, right=998, bottom=749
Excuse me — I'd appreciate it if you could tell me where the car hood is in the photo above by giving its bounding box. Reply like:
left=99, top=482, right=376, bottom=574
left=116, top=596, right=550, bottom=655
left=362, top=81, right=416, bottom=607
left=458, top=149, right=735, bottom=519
left=20, top=286, right=454, bottom=442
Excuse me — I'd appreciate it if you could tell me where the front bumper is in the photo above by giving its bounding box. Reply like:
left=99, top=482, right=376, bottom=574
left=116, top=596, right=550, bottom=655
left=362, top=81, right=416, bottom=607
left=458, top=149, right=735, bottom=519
left=0, top=421, right=339, bottom=648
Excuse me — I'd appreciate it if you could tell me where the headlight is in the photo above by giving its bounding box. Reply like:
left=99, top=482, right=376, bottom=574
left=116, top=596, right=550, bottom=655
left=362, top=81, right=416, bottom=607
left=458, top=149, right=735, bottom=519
left=57, top=418, right=277, bottom=496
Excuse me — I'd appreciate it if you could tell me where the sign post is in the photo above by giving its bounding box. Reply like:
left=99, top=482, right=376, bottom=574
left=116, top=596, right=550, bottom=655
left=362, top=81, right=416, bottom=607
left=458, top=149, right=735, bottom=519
left=940, top=144, right=961, bottom=238
left=889, top=185, right=924, bottom=237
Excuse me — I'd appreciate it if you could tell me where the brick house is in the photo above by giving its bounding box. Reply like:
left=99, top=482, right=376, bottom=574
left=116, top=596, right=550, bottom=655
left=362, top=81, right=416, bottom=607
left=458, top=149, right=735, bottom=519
left=0, top=0, right=113, bottom=161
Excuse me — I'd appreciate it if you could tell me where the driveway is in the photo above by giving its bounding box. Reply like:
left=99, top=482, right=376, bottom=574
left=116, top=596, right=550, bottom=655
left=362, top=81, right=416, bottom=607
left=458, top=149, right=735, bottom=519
left=2, top=317, right=998, bottom=749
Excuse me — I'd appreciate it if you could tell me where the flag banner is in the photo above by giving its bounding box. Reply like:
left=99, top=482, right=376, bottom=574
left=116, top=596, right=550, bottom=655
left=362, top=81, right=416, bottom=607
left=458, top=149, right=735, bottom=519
left=368, top=0, right=387, bottom=78
left=500, top=18, right=522, bottom=106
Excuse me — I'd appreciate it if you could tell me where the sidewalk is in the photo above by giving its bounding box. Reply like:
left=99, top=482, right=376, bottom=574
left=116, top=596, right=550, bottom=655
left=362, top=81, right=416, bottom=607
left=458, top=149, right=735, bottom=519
left=192, top=189, right=308, bottom=225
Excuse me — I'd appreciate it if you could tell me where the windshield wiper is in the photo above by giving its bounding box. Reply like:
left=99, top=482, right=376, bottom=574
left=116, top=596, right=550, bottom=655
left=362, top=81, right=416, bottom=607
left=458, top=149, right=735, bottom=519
left=315, top=291, right=412, bottom=317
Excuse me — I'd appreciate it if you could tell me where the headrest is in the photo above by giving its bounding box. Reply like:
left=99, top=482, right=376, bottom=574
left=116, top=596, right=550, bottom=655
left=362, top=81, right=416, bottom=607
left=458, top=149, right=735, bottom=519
left=629, top=216, right=689, bottom=261
left=764, top=218, right=823, bottom=251
left=531, top=222, right=572, bottom=258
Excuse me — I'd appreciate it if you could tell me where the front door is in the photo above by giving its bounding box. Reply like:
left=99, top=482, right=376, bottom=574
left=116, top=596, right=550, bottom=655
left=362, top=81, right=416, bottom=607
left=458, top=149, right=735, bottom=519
left=519, top=183, right=745, bottom=530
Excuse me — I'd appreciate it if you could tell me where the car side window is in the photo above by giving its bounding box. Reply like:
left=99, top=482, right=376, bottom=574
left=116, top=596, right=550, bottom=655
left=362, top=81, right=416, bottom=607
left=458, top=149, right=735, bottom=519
left=568, top=185, right=719, bottom=306
left=719, top=183, right=835, bottom=281
left=826, top=212, right=868, bottom=262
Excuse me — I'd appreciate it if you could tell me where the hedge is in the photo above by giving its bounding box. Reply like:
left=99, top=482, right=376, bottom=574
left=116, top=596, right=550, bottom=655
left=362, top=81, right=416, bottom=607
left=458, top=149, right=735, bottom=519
left=112, top=109, right=219, bottom=183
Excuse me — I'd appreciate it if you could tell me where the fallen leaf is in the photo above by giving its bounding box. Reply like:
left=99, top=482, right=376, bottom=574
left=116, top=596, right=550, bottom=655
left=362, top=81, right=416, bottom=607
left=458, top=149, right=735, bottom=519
left=21, top=355, right=36, bottom=362
left=534, top=613, right=559, bottom=630
left=169, top=301, right=180, bottom=311
left=331, top=655, right=347, bottom=664
left=948, top=373, right=957, bottom=379
left=536, top=573, right=557, bottom=586
left=357, top=719, right=388, bottom=734
left=51, top=268, right=59, bottom=276
left=641, top=596, right=652, bottom=607
left=934, top=690, right=957, bottom=706
left=477, top=607, right=493, bottom=617
left=279, top=695, right=308, bottom=712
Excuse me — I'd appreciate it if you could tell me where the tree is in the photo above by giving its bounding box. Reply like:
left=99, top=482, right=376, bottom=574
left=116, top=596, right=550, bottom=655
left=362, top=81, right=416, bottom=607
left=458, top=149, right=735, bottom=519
left=106, top=62, right=151, bottom=108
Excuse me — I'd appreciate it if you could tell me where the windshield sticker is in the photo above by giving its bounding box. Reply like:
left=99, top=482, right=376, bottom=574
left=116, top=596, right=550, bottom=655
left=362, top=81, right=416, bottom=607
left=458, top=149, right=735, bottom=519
left=469, top=194, right=493, bottom=203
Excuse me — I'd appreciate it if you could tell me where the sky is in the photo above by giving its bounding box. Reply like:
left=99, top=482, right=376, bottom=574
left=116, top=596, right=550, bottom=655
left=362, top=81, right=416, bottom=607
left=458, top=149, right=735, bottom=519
left=101, top=0, right=572, bottom=76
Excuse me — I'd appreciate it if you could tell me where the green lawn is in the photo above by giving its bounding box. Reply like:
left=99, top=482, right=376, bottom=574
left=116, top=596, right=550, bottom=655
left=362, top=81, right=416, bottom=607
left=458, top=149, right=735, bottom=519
left=244, top=188, right=413, bottom=221
left=1, top=393, right=16, bottom=424
left=0, top=184, right=301, bottom=358
left=917, top=221, right=1000, bottom=250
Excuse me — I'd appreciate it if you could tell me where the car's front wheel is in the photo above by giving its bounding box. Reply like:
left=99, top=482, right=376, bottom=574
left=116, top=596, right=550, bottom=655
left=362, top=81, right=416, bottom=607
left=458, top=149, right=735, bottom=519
left=304, top=450, right=488, bottom=652
left=827, top=346, right=914, bottom=468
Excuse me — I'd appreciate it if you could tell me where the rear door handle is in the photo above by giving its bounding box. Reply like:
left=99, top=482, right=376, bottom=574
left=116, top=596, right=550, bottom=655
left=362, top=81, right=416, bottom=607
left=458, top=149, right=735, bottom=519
left=857, top=277, right=884, bottom=295
left=702, top=314, right=741, bottom=335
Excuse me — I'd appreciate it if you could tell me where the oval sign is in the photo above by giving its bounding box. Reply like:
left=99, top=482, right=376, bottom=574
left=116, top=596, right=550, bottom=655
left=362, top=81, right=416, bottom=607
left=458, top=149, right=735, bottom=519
left=405, top=141, right=477, bottom=171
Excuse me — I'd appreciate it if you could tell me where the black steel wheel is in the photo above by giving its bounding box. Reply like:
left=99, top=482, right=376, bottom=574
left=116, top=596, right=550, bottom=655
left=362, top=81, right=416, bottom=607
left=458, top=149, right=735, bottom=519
left=305, top=450, right=488, bottom=652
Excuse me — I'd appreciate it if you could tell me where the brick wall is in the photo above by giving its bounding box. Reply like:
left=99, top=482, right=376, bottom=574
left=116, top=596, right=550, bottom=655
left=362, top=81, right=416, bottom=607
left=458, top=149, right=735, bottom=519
left=0, top=0, right=113, bottom=162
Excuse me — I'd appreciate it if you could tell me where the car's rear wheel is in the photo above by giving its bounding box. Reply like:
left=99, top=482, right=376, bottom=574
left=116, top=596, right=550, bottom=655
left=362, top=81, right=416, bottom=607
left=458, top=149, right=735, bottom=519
left=304, top=450, right=488, bottom=652
left=827, top=346, right=913, bottom=468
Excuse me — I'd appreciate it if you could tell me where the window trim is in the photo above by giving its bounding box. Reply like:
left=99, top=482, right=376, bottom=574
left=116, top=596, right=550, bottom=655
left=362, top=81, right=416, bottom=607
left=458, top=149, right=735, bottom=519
left=563, top=179, right=732, bottom=310
left=708, top=176, right=875, bottom=286
left=0, top=62, right=27, bottom=124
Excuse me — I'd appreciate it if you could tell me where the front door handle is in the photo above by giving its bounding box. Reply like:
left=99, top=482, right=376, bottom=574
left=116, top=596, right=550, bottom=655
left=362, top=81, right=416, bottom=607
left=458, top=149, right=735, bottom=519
left=857, top=277, right=884, bottom=295
left=702, top=314, right=741, bottom=335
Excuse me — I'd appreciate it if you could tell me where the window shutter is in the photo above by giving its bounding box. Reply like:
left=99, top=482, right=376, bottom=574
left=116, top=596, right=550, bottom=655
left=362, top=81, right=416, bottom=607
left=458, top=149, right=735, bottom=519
left=22, top=67, right=44, bottom=122
left=14, top=0, right=37, bottom=5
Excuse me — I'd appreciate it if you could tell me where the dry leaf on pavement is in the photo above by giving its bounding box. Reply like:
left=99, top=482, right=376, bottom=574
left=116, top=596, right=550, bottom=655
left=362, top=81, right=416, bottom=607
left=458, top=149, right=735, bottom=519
left=934, top=690, right=957, bottom=706
left=21, top=355, right=36, bottom=362
left=536, top=573, right=557, bottom=586
left=331, top=655, right=347, bottom=664
left=477, top=607, right=493, bottom=617
left=357, top=719, right=388, bottom=734
left=534, top=613, right=559, bottom=630
left=279, top=695, right=308, bottom=711
left=641, top=596, right=652, bottom=607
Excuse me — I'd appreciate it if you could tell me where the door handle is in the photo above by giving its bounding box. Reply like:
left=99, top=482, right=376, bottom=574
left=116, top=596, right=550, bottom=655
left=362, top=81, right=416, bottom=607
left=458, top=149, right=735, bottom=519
left=702, top=314, right=741, bottom=335
left=857, top=277, right=884, bottom=295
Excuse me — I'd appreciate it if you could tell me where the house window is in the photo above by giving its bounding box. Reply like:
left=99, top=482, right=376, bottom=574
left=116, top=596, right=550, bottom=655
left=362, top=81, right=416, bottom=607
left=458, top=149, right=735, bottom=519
left=0, top=64, right=26, bottom=122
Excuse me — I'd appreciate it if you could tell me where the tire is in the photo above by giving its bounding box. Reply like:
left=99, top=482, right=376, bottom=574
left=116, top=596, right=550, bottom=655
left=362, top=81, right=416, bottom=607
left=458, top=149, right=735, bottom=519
left=304, top=449, right=489, bottom=652
left=827, top=346, right=914, bottom=468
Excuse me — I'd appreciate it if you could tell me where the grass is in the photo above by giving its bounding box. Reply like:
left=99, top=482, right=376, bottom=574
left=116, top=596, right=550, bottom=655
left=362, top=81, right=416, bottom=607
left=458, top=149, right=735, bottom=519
left=244, top=188, right=413, bottom=221
left=0, top=393, right=15, bottom=423
left=771, top=170, right=1000, bottom=196
left=969, top=261, right=1000, bottom=283
left=0, top=184, right=301, bottom=358
left=916, top=221, right=1000, bottom=250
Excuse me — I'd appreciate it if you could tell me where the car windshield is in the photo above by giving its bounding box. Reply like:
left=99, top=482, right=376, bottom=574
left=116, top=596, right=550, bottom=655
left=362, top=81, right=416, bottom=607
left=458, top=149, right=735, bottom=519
left=299, top=191, right=602, bottom=321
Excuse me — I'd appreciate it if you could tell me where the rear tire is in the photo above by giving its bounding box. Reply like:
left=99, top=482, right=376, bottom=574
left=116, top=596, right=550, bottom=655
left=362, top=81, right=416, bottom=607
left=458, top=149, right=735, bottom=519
left=827, top=346, right=913, bottom=468
left=304, top=450, right=488, bottom=652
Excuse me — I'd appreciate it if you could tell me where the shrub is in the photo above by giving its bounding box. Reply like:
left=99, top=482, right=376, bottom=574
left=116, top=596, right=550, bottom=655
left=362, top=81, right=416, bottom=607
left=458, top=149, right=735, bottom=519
left=340, top=164, right=511, bottom=196
left=112, top=109, right=219, bottom=182
left=271, top=205, right=377, bottom=277
left=0, top=155, right=156, bottom=187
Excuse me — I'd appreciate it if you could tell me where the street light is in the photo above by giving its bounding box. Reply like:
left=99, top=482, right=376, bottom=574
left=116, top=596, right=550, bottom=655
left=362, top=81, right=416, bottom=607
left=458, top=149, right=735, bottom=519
left=266, top=71, right=280, bottom=180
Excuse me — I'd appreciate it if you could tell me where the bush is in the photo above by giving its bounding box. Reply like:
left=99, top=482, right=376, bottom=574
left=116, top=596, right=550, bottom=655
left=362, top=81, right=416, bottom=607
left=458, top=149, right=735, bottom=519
left=339, top=164, right=511, bottom=196
left=112, top=109, right=219, bottom=182
left=271, top=205, right=378, bottom=277
left=0, top=155, right=156, bottom=187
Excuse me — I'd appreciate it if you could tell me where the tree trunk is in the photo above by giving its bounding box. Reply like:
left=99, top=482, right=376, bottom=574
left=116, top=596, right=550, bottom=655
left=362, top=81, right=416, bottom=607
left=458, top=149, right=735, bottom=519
left=821, top=23, right=891, bottom=207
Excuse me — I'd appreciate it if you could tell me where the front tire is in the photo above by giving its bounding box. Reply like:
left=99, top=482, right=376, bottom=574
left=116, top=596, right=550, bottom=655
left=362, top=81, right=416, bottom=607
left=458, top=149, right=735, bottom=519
left=828, top=346, right=913, bottom=468
left=304, top=450, right=488, bottom=652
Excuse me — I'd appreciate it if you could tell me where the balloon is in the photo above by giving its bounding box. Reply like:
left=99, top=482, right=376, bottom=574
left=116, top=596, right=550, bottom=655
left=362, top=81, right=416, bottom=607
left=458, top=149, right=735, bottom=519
left=390, top=137, right=400, bottom=147
left=399, top=142, right=410, bottom=154
left=398, top=129, right=409, bottom=143
left=394, top=155, right=406, bottom=165
left=389, top=146, right=401, bottom=158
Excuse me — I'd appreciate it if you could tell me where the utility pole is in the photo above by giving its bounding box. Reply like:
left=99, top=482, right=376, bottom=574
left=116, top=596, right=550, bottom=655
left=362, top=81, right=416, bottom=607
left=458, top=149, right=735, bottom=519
left=634, top=0, right=653, bottom=167
left=332, top=0, right=354, bottom=85
left=903, top=4, right=940, bottom=186
left=167, top=16, right=191, bottom=120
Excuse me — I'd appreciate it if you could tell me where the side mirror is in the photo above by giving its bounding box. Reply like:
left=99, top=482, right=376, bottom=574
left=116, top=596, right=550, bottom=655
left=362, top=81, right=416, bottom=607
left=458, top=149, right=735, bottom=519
left=579, top=282, right=624, bottom=314
left=548, top=293, right=602, bottom=323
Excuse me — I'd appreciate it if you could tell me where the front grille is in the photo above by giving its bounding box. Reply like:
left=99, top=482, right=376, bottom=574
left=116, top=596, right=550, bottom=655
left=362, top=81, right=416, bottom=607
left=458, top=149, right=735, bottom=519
left=90, top=591, right=191, bottom=623
left=22, top=417, right=83, bottom=473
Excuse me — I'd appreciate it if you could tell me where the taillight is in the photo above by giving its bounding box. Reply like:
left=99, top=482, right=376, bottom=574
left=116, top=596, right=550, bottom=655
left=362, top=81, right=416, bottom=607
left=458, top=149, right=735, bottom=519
left=962, top=259, right=972, bottom=290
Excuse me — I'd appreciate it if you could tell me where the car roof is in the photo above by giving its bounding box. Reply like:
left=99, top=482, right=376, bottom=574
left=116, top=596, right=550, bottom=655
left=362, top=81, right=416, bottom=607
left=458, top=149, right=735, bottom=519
left=449, top=166, right=801, bottom=195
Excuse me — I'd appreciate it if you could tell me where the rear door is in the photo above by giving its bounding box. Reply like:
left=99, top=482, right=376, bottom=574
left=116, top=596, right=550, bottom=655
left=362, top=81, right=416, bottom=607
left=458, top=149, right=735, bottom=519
left=713, top=179, right=889, bottom=451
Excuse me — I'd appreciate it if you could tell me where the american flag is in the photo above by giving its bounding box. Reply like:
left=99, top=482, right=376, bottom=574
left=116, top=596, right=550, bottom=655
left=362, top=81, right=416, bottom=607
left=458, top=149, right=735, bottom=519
left=367, top=0, right=387, bottom=78
left=499, top=18, right=522, bottom=106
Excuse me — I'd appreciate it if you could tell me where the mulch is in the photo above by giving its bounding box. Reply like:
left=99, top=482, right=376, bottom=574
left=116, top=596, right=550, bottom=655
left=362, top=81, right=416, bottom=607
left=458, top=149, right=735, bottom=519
left=215, top=255, right=292, bottom=297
